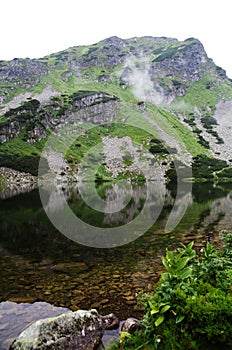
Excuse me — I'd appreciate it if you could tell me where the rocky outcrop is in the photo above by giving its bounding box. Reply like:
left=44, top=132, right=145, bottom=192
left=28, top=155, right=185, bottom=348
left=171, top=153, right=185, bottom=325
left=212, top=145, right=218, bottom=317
left=151, top=39, right=212, bottom=83
left=0, top=301, right=120, bottom=350
left=0, top=35, right=231, bottom=178
left=10, top=309, right=104, bottom=350
left=0, top=58, right=48, bottom=104
left=0, top=167, right=37, bottom=199
left=119, top=38, right=220, bottom=104
left=0, top=58, right=47, bottom=84
left=0, top=92, right=119, bottom=145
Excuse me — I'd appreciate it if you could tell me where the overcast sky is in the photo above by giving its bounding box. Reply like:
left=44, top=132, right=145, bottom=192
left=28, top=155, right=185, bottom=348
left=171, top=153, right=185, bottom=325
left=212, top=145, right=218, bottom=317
left=1, top=0, right=232, bottom=77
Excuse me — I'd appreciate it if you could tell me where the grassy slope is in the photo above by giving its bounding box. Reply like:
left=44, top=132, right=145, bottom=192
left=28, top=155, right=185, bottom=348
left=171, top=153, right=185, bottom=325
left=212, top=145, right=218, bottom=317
left=172, top=76, right=232, bottom=113
left=1, top=38, right=232, bottom=177
left=36, top=60, right=208, bottom=158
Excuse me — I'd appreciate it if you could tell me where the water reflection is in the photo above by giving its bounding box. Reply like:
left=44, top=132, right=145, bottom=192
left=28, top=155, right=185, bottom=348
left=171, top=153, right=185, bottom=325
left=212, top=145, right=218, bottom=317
left=0, top=181, right=232, bottom=324
left=39, top=181, right=167, bottom=248
left=0, top=182, right=37, bottom=200
left=195, top=190, right=232, bottom=233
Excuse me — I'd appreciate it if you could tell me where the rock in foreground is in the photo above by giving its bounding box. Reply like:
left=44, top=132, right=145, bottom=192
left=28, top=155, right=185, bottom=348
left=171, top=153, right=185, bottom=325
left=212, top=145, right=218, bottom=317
left=10, top=309, right=104, bottom=350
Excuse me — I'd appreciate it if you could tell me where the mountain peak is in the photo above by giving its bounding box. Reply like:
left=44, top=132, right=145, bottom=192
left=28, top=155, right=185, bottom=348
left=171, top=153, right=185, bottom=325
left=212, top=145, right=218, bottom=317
left=102, top=36, right=125, bottom=47
left=0, top=35, right=232, bottom=181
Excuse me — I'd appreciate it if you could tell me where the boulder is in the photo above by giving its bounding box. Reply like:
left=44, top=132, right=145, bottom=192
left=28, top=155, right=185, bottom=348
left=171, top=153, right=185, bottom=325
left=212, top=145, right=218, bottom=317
left=121, top=317, right=145, bottom=334
left=10, top=309, right=104, bottom=350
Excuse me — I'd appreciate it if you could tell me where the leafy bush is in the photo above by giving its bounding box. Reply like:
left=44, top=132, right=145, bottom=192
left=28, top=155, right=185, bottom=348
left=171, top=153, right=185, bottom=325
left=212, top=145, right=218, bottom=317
left=113, top=235, right=232, bottom=350
left=192, top=155, right=228, bottom=180
left=217, top=167, right=232, bottom=179
left=0, top=153, right=46, bottom=175
left=4, top=99, right=40, bottom=122
left=197, top=134, right=210, bottom=149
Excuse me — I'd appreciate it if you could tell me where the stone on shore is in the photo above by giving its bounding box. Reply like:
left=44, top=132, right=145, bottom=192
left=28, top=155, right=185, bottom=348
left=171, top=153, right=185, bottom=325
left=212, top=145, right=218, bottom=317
left=121, top=317, right=145, bottom=334
left=10, top=309, right=104, bottom=350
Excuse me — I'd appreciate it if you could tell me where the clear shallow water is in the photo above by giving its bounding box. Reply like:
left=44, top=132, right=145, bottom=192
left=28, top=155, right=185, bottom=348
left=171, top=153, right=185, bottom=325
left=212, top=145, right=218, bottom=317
left=0, top=181, right=232, bottom=339
left=0, top=301, right=69, bottom=350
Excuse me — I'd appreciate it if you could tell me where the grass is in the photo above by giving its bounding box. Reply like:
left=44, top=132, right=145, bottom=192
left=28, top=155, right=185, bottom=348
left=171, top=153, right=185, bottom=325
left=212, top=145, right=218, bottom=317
left=1, top=37, right=232, bottom=179
left=0, top=82, right=225, bottom=177
left=39, top=66, right=79, bottom=94
left=0, top=136, right=40, bottom=156
left=146, top=104, right=208, bottom=157
left=0, top=131, right=42, bottom=175
left=173, top=75, right=232, bottom=112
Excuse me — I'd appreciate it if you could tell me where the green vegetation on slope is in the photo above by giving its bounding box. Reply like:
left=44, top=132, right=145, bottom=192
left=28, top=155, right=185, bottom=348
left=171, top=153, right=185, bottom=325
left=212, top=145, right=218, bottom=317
left=172, top=75, right=232, bottom=113
left=1, top=36, right=232, bottom=180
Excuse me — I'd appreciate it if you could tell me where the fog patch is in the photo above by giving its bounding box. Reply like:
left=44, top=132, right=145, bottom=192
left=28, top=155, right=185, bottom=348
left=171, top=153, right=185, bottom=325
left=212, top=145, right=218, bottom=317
left=120, top=55, right=172, bottom=105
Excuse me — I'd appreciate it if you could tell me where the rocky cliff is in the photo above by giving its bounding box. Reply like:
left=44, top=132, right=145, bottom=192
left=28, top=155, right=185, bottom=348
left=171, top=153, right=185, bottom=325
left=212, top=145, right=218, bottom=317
left=0, top=36, right=232, bottom=181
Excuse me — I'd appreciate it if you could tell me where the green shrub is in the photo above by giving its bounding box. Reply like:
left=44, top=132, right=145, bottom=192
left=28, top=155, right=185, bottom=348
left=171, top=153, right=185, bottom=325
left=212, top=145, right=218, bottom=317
left=192, top=155, right=228, bottom=180
left=217, top=167, right=232, bottom=179
left=0, top=153, right=41, bottom=175
left=114, top=235, right=232, bottom=350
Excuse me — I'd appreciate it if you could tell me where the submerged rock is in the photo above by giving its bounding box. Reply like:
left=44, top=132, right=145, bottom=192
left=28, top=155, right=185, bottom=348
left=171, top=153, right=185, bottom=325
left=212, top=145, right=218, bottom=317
left=10, top=309, right=104, bottom=350
left=121, top=317, right=145, bottom=334
left=101, top=313, right=120, bottom=330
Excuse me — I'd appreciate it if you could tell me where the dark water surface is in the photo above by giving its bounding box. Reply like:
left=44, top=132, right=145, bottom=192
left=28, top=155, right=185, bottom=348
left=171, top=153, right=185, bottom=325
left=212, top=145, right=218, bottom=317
left=0, top=181, right=232, bottom=347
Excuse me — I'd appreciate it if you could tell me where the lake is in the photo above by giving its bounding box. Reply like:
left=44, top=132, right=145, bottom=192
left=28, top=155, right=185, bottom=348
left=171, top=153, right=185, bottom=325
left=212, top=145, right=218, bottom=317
left=0, top=181, right=232, bottom=333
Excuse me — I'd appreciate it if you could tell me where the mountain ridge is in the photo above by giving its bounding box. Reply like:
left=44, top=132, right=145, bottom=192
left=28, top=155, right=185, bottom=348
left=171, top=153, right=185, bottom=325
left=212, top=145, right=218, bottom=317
left=0, top=36, right=232, bottom=184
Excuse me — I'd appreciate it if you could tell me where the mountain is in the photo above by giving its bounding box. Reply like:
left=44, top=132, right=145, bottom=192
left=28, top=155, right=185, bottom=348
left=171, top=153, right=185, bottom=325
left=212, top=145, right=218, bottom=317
left=0, top=36, right=232, bottom=184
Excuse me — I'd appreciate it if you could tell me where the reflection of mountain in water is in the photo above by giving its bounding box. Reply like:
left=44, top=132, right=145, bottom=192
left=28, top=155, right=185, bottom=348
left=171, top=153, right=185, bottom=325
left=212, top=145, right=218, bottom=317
left=198, top=191, right=232, bottom=233
left=1, top=183, right=232, bottom=235
left=0, top=182, right=232, bottom=323
left=40, top=181, right=167, bottom=228
left=0, top=182, right=37, bottom=199
left=103, top=182, right=166, bottom=226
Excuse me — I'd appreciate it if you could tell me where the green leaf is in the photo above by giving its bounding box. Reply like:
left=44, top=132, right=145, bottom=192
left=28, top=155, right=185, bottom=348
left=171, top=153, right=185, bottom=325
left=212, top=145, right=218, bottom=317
left=176, top=315, right=185, bottom=324
left=187, top=241, right=194, bottom=250
left=188, top=250, right=196, bottom=259
left=162, top=257, right=170, bottom=271
left=179, top=267, right=192, bottom=279
left=204, top=242, right=214, bottom=257
left=195, top=328, right=206, bottom=334
left=151, top=309, right=159, bottom=315
left=155, top=315, right=164, bottom=327
left=148, top=300, right=158, bottom=311
left=176, top=250, right=185, bottom=260
left=176, top=257, right=190, bottom=271
left=166, top=250, right=174, bottom=262
left=160, top=305, right=171, bottom=313
left=162, top=272, right=169, bottom=281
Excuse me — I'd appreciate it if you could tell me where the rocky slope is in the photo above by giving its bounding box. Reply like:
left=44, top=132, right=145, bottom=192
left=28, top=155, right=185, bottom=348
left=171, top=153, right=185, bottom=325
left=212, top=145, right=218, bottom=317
left=0, top=36, right=232, bottom=182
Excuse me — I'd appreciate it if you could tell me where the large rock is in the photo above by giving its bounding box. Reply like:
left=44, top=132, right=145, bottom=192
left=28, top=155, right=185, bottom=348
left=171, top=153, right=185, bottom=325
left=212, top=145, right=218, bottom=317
left=10, top=309, right=104, bottom=350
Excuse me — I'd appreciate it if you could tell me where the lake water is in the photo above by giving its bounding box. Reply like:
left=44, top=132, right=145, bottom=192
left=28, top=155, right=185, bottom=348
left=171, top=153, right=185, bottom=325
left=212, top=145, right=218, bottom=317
left=1, top=180, right=232, bottom=346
